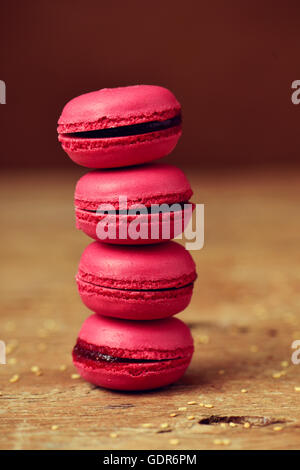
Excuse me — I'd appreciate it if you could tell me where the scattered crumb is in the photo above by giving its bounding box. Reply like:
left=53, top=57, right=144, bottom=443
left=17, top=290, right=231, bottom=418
left=169, top=413, right=177, bottom=417
left=223, top=439, right=231, bottom=446
left=187, top=401, right=196, bottom=405
left=294, top=386, right=300, bottom=392
left=281, top=361, right=289, bottom=368
left=198, top=403, right=204, bottom=407
left=220, top=423, right=227, bottom=429
left=244, top=422, right=251, bottom=429
left=204, top=404, right=214, bottom=409
left=272, top=371, right=285, bottom=379
left=213, top=438, right=231, bottom=446
left=31, top=366, right=42, bottom=376
left=9, top=374, right=19, bottom=383
left=196, top=335, right=209, bottom=344
left=178, top=407, right=187, bottom=411
left=169, top=439, right=179, bottom=446
left=160, top=423, right=169, bottom=429
left=229, top=422, right=237, bottom=428
left=187, top=416, right=195, bottom=420
left=59, top=365, right=67, bottom=371
left=213, top=439, right=222, bottom=445
left=273, top=426, right=283, bottom=432
left=241, top=389, right=248, bottom=393
left=110, top=432, right=118, bottom=438
left=141, top=423, right=153, bottom=428
left=51, top=425, right=59, bottom=431
left=71, top=373, right=80, bottom=380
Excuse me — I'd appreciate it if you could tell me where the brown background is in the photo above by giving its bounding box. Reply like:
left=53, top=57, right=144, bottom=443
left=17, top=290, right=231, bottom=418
left=1, top=0, right=300, bottom=169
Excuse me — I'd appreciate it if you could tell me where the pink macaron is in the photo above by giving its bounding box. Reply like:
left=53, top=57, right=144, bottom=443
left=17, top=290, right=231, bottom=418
left=57, top=85, right=182, bottom=168
left=75, top=163, right=194, bottom=244
left=72, top=314, right=194, bottom=391
left=76, top=241, right=197, bottom=320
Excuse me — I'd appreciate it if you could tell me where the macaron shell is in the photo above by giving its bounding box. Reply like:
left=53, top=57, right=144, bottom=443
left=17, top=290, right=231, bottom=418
left=73, top=357, right=191, bottom=391
left=77, top=315, right=194, bottom=357
left=78, top=241, right=196, bottom=290
left=75, top=164, right=192, bottom=210
left=75, top=204, right=193, bottom=244
left=77, top=279, right=194, bottom=320
left=58, top=85, right=181, bottom=133
left=59, top=127, right=181, bottom=169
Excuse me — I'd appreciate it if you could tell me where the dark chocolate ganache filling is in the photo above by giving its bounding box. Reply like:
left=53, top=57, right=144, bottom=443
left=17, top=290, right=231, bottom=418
left=73, top=343, right=178, bottom=364
left=66, top=114, right=181, bottom=139
left=84, top=201, right=191, bottom=215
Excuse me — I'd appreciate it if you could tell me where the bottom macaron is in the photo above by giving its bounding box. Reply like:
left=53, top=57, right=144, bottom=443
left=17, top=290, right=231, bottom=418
left=72, top=314, right=194, bottom=391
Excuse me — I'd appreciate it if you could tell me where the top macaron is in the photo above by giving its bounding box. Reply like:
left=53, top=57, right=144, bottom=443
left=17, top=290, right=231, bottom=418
left=57, top=85, right=182, bottom=168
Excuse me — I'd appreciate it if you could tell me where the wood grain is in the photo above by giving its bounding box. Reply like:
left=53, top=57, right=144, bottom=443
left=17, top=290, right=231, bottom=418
left=0, top=167, right=300, bottom=450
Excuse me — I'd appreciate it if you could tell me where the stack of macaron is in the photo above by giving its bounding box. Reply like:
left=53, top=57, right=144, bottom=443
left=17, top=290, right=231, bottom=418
left=57, top=85, right=197, bottom=391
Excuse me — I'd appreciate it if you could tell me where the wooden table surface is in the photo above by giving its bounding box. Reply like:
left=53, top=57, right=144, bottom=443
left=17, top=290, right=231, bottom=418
left=0, top=167, right=300, bottom=450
